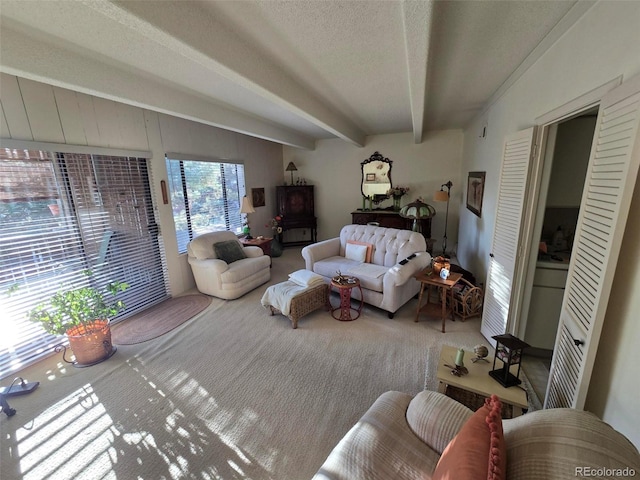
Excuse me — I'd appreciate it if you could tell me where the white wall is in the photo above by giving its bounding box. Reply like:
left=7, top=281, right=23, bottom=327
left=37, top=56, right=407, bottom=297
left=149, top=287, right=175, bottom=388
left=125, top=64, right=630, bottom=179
left=458, top=1, right=640, bottom=447
left=283, top=131, right=464, bottom=255
left=0, top=73, right=283, bottom=295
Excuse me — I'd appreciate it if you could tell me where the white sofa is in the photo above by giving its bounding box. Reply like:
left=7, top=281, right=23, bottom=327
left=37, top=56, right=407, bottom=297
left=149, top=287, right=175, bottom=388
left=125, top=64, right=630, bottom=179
left=187, top=231, right=271, bottom=299
left=313, top=390, right=640, bottom=479
left=301, top=225, right=431, bottom=318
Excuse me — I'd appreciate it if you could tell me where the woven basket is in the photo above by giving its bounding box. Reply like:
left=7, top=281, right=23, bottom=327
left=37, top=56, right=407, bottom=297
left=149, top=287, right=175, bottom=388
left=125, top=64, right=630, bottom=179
left=445, top=385, right=514, bottom=419
left=66, top=319, right=113, bottom=365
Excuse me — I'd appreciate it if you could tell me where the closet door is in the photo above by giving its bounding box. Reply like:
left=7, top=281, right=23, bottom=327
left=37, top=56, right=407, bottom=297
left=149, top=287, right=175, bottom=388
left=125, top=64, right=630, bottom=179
left=545, top=74, right=640, bottom=409
left=481, top=128, right=536, bottom=346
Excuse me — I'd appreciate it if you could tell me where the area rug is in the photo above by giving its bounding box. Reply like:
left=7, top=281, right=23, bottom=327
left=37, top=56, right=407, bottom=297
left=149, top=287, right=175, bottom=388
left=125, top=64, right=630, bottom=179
left=111, top=294, right=211, bottom=344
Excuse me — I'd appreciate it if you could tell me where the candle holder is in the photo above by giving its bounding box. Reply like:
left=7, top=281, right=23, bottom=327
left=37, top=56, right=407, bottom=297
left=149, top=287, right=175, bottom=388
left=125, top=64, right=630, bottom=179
left=489, top=334, right=529, bottom=387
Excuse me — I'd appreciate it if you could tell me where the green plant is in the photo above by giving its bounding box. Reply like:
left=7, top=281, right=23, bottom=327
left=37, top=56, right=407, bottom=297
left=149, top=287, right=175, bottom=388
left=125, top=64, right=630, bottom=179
left=29, top=273, right=129, bottom=336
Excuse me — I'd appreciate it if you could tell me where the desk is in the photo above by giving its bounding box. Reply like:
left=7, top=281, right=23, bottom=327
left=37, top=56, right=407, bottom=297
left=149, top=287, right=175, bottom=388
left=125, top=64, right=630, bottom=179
left=437, top=345, right=528, bottom=417
left=414, top=269, right=462, bottom=332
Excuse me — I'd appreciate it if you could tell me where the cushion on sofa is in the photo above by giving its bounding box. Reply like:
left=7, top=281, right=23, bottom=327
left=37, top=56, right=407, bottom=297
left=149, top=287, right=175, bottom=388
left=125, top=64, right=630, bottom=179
left=347, top=240, right=373, bottom=262
left=432, top=394, right=506, bottom=480
left=345, top=242, right=368, bottom=262
left=214, top=240, right=247, bottom=264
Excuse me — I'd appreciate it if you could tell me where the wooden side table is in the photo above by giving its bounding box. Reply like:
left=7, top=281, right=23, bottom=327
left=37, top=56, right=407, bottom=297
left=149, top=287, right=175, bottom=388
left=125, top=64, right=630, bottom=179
left=239, top=236, right=273, bottom=256
left=437, top=344, right=528, bottom=417
left=414, top=268, right=463, bottom=332
left=330, top=276, right=363, bottom=321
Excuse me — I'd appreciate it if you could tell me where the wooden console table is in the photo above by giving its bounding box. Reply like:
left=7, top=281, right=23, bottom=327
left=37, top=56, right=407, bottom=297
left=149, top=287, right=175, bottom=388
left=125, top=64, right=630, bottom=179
left=351, top=210, right=433, bottom=253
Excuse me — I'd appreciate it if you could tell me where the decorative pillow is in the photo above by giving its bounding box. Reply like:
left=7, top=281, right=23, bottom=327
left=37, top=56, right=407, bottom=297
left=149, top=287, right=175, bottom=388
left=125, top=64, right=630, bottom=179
left=213, top=240, right=247, bottom=264
left=346, top=240, right=373, bottom=263
left=345, top=242, right=368, bottom=263
left=288, top=269, right=325, bottom=287
left=432, top=394, right=506, bottom=480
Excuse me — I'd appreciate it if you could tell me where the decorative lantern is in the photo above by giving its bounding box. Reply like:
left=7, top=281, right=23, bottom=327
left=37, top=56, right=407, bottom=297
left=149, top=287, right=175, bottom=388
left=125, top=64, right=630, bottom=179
left=489, top=334, right=529, bottom=387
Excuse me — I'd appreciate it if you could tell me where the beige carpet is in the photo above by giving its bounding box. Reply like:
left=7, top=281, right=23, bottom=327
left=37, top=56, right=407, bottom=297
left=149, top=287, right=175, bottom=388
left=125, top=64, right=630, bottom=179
left=1, top=247, right=489, bottom=480
left=112, top=294, right=212, bottom=345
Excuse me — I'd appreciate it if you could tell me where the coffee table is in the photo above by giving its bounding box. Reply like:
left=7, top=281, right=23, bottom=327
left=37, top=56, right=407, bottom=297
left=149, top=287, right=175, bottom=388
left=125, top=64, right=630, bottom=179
left=330, top=275, right=363, bottom=321
left=437, top=344, right=528, bottom=417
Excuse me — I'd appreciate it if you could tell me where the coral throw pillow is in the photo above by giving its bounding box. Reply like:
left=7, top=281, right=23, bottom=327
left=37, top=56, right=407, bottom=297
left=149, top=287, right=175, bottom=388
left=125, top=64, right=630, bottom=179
left=346, top=240, right=373, bottom=263
left=432, top=394, right=506, bottom=480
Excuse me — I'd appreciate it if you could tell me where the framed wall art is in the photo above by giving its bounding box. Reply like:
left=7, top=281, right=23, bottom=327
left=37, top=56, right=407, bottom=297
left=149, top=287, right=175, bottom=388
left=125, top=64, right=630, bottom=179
left=466, top=171, right=486, bottom=217
left=251, top=187, right=265, bottom=208
left=365, top=173, right=376, bottom=182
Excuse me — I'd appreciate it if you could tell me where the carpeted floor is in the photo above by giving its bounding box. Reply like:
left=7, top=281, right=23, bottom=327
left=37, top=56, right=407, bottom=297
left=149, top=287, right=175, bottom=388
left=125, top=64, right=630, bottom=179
left=1, top=247, right=491, bottom=480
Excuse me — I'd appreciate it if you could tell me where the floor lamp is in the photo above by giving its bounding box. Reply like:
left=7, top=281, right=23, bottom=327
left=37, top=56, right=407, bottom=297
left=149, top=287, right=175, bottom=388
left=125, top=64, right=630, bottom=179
left=240, top=195, right=255, bottom=239
left=434, top=181, right=453, bottom=258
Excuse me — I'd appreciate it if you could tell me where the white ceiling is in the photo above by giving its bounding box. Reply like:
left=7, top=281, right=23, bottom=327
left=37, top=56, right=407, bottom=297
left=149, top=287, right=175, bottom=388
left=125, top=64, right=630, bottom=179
left=0, top=0, right=591, bottom=149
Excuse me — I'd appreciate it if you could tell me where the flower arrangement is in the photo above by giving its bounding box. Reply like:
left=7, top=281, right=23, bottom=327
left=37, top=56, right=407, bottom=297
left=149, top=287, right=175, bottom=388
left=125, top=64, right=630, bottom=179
left=266, top=215, right=283, bottom=234
left=387, top=186, right=410, bottom=198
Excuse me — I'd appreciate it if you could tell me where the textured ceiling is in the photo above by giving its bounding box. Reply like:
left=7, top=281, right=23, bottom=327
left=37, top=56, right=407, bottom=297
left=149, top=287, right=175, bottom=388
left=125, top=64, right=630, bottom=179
left=0, top=0, right=587, bottom=149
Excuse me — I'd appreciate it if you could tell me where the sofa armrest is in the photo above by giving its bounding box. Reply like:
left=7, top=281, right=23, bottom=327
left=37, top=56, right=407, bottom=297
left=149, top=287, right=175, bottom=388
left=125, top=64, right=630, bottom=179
left=243, top=246, right=264, bottom=258
left=383, top=251, right=431, bottom=288
left=187, top=257, right=230, bottom=274
left=302, top=238, right=340, bottom=270
left=313, top=391, right=442, bottom=480
left=406, top=390, right=473, bottom=455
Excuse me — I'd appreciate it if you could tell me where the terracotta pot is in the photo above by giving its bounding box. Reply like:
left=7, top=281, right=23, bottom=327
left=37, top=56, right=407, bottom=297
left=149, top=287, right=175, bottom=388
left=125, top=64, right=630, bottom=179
left=66, top=319, right=113, bottom=365
left=432, top=256, right=451, bottom=275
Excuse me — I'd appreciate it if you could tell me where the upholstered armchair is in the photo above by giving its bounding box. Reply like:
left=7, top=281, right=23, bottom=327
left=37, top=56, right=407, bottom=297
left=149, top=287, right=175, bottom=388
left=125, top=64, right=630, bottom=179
left=187, top=231, right=271, bottom=299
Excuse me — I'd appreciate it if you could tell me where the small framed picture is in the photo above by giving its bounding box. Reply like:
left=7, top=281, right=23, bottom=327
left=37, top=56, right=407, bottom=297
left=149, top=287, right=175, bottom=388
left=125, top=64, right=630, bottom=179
left=251, top=187, right=265, bottom=207
left=366, top=173, right=376, bottom=182
left=466, top=171, right=486, bottom=217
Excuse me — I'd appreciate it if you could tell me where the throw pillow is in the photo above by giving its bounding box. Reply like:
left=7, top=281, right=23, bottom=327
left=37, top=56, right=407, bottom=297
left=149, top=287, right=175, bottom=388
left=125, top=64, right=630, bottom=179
left=432, top=394, right=506, bottom=480
left=345, top=242, right=368, bottom=263
left=346, top=240, right=373, bottom=263
left=213, top=240, right=247, bottom=264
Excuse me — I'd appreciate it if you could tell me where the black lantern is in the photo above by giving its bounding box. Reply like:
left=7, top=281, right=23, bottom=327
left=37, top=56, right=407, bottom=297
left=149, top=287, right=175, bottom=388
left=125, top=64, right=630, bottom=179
left=489, top=334, right=530, bottom=387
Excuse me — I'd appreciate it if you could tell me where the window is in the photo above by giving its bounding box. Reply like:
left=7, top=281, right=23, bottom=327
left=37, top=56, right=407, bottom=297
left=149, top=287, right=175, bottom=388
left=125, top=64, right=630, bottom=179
left=165, top=157, right=246, bottom=253
left=0, top=148, right=168, bottom=378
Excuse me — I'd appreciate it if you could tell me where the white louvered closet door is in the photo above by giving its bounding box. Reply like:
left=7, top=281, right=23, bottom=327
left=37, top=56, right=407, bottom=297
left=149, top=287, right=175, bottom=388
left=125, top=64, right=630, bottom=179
left=481, top=128, right=536, bottom=347
left=545, top=75, right=640, bottom=409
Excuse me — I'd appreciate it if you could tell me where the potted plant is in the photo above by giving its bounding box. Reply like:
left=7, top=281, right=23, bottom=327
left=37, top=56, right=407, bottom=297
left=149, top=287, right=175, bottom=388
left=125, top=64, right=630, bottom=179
left=29, top=271, right=128, bottom=366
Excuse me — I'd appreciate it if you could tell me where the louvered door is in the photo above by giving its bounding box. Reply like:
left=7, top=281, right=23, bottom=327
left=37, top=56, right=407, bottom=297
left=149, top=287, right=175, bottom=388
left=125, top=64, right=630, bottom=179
left=545, top=74, right=640, bottom=409
left=481, top=128, right=536, bottom=346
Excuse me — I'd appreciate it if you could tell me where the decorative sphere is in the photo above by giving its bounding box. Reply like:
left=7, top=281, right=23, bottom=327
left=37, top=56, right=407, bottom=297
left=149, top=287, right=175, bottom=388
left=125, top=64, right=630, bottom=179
left=474, top=345, right=489, bottom=359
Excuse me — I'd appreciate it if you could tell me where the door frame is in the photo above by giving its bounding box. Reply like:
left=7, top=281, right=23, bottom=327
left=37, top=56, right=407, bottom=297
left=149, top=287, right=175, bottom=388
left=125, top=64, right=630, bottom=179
left=510, top=77, right=622, bottom=341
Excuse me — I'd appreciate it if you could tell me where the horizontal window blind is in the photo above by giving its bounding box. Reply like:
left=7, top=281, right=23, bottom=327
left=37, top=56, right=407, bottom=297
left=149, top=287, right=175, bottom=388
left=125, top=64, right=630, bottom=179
left=0, top=148, right=168, bottom=378
left=166, top=157, right=246, bottom=253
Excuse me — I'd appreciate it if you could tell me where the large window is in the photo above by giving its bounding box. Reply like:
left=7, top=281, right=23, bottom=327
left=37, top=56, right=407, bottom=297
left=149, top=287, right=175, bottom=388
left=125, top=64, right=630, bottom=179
left=0, top=148, right=169, bottom=378
left=166, top=157, right=246, bottom=253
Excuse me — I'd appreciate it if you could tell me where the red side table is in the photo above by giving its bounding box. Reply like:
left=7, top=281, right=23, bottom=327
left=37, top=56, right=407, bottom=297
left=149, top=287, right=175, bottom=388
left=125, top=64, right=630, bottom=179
left=330, top=276, right=363, bottom=321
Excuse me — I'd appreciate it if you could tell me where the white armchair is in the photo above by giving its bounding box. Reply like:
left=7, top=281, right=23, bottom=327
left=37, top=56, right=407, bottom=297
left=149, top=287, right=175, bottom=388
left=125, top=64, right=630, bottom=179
left=187, top=231, right=271, bottom=299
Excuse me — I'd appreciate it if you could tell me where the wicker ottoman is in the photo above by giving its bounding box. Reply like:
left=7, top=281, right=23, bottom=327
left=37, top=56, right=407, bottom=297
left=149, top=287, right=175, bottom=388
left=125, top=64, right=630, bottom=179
left=263, top=282, right=330, bottom=329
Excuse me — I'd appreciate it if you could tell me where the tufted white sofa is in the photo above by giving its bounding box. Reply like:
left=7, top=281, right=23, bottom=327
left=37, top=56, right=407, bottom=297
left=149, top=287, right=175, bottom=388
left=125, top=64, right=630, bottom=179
left=187, top=231, right=271, bottom=299
left=301, top=225, right=431, bottom=318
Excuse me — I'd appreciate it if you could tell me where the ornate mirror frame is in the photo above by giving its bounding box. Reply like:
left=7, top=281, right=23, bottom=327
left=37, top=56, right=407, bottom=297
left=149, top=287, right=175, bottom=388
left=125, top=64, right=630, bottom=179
left=361, top=151, right=393, bottom=201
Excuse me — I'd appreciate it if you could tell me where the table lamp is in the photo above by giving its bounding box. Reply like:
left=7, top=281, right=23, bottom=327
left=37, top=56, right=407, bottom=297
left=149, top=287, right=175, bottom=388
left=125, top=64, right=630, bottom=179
left=285, top=162, right=298, bottom=185
left=240, top=195, right=255, bottom=239
left=399, top=198, right=436, bottom=233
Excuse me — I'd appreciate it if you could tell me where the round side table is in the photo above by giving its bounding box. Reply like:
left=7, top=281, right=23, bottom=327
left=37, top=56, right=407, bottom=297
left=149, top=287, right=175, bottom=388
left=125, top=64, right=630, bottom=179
left=330, top=276, right=363, bottom=321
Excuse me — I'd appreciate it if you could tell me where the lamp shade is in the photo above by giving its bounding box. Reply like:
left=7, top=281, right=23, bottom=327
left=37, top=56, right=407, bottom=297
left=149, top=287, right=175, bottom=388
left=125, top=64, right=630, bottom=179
left=240, top=196, right=255, bottom=214
left=399, top=199, right=436, bottom=233
left=285, top=162, right=298, bottom=172
left=433, top=190, right=449, bottom=202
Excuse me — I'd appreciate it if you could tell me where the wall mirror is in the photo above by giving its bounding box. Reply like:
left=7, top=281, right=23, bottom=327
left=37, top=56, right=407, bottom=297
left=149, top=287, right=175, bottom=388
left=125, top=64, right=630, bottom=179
left=361, top=151, right=392, bottom=201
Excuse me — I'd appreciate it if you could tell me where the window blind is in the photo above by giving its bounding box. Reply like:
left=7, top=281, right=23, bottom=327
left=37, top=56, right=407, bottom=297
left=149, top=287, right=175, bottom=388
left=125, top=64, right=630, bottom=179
left=166, top=157, right=246, bottom=253
left=0, top=148, right=169, bottom=378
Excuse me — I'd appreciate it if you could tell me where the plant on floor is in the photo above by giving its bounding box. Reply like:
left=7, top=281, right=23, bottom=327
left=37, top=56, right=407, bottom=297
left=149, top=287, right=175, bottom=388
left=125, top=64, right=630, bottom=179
left=29, top=271, right=129, bottom=336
